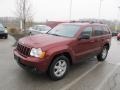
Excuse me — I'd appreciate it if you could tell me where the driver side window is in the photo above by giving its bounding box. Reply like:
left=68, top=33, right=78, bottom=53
left=81, top=27, right=93, bottom=37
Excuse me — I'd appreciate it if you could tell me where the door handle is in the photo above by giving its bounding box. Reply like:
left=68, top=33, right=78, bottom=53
left=90, top=40, right=95, bottom=43
left=102, top=38, right=104, bottom=41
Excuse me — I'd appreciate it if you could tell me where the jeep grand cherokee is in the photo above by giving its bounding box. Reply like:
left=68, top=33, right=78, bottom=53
left=14, top=22, right=112, bottom=80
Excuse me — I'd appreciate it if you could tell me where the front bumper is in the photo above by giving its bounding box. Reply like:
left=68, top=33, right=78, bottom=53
left=0, top=33, right=8, bottom=37
left=14, top=50, right=50, bottom=72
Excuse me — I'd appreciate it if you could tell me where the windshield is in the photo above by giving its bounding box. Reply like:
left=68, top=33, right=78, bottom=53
left=0, top=27, right=4, bottom=31
left=47, top=24, right=80, bottom=37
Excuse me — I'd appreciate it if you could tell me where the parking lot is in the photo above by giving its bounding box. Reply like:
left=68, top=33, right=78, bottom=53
left=0, top=36, right=120, bottom=90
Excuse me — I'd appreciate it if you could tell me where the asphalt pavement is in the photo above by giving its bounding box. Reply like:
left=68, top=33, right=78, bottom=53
left=0, top=36, right=120, bottom=90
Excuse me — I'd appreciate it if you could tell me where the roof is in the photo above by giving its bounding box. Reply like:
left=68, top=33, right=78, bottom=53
left=60, top=22, right=105, bottom=26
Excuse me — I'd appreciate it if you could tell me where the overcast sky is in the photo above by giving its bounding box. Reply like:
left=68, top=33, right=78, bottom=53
left=0, top=0, right=120, bottom=21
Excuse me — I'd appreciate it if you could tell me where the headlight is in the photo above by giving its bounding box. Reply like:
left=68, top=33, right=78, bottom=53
left=4, top=30, right=8, bottom=33
left=30, top=48, right=45, bottom=58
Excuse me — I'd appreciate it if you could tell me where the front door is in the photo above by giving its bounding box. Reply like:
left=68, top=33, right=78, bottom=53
left=74, top=26, right=97, bottom=62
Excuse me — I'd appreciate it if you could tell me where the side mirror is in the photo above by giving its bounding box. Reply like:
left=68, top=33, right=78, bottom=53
left=79, top=34, right=90, bottom=40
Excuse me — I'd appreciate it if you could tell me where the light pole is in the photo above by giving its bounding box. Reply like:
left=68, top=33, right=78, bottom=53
left=98, top=0, right=102, bottom=19
left=69, top=0, right=72, bottom=20
left=115, top=6, right=120, bottom=31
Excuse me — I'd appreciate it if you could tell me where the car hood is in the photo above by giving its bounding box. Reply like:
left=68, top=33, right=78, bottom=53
left=19, top=34, right=73, bottom=50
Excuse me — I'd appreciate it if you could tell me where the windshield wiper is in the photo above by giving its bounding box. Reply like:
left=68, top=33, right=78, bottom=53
left=50, top=33, right=60, bottom=36
left=47, top=32, right=64, bottom=37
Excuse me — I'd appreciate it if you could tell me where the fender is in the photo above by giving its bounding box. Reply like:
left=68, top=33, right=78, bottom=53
left=46, top=45, right=74, bottom=64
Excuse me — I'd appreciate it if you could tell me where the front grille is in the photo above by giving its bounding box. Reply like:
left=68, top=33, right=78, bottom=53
left=17, top=43, right=31, bottom=57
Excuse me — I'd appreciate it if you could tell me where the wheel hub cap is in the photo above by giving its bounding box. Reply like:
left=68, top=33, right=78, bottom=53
left=102, top=48, right=107, bottom=59
left=54, top=60, right=67, bottom=77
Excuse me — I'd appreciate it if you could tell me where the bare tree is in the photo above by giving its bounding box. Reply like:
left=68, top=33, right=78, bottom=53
left=16, top=0, right=33, bottom=31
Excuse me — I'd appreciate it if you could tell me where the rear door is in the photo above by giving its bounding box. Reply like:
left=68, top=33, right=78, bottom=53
left=92, top=25, right=104, bottom=53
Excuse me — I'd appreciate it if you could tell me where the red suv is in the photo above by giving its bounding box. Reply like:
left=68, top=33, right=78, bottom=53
left=14, top=22, right=112, bottom=80
left=117, top=33, right=120, bottom=40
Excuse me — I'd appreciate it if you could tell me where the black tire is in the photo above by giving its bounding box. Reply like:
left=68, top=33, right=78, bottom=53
left=1, top=35, right=8, bottom=39
left=117, top=38, right=120, bottom=41
left=97, top=46, right=108, bottom=61
left=2, top=36, right=5, bottom=39
left=4, top=36, right=8, bottom=39
left=47, top=55, right=70, bottom=81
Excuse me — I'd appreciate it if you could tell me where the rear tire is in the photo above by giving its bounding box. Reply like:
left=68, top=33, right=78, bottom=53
left=97, top=46, right=108, bottom=61
left=47, top=55, right=70, bottom=81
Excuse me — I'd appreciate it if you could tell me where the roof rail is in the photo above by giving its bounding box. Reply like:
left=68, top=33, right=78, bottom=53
left=70, top=20, right=104, bottom=24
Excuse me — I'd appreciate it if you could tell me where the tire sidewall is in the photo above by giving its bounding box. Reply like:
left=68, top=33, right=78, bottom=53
left=4, top=36, right=8, bottom=39
left=48, top=55, right=70, bottom=80
left=102, top=47, right=108, bottom=59
left=97, top=46, right=108, bottom=61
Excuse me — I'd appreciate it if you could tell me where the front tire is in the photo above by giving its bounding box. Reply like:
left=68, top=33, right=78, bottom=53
left=97, top=46, right=108, bottom=61
left=48, top=55, right=70, bottom=81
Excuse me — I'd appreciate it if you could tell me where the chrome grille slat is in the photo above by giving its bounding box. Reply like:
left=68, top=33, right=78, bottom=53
left=17, top=43, right=31, bottom=56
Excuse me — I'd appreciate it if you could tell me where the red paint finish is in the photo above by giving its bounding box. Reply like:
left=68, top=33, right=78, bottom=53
left=117, top=33, right=120, bottom=40
left=14, top=23, right=112, bottom=72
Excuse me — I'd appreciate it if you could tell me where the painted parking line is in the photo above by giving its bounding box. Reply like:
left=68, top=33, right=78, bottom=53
left=95, top=65, right=119, bottom=90
left=60, top=62, right=101, bottom=90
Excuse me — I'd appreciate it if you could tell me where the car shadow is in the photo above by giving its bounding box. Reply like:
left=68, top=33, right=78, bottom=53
left=8, top=57, right=100, bottom=90
left=18, top=57, right=98, bottom=81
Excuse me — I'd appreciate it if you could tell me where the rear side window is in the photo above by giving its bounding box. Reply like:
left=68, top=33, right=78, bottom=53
left=81, top=27, right=93, bottom=37
left=93, top=26, right=103, bottom=36
left=103, top=26, right=110, bottom=35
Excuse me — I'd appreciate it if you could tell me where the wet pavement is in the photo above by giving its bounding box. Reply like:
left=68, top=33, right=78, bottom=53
left=0, top=36, right=120, bottom=90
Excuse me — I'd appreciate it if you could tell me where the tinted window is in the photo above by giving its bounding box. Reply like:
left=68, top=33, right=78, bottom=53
left=48, top=24, right=80, bottom=37
left=93, top=26, right=103, bottom=36
left=103, top=26, right=110, bottom=35
left=81, top=27, right=93, bottom=37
